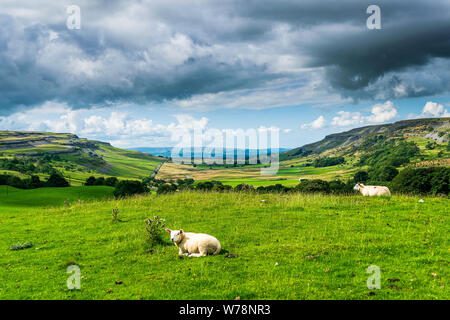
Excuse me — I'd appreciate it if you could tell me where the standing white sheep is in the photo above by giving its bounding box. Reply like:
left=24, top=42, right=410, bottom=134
left=165, top=229, right=221, bottom=257
left=354, top=183, right=391, bottom=196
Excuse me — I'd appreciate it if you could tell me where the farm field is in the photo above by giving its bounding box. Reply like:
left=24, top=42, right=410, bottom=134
left=0, top=192, right=448, bottom=300
left=157, top=161, right=358, bottom=186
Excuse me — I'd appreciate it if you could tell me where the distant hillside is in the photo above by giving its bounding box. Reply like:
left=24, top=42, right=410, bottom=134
left=0, top=131, right=165, bottom=185
left=134, top=147, right=290, bottom=159
left=132, top=147, right=173, bottom=158
left=281, top=118, right=450, bottom=161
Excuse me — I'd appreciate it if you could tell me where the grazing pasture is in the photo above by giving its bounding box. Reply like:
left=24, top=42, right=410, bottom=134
left=1, top=192, right=448, bottom=300
left=0, top=186, right=114, bottom=210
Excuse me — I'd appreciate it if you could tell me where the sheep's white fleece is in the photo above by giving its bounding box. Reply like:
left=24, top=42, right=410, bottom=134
left=169, top=230, right=221, bottom=257
left=354, top=183, right=391, bottom=196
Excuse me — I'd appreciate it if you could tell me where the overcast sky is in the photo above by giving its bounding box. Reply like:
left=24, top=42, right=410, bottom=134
left=0, top=0, right=449, bottom=148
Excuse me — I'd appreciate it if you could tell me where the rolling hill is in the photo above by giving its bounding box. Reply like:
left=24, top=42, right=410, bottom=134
left=281, top=118, right=450, bottom=164
left=0, top=131, right=165, bottom=185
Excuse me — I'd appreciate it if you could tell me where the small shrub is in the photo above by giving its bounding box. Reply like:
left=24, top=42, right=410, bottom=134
left=112, top=207, right=120, bottom=222
left=295, top=179, right=330, bottom=193
left=426, top=141, right=438, bottom=150
left=10, top=242, right=33, bottom=251
left=234, top=183, right=254, bottom=192
left=145, top=216, right=166, bottom=246
left=329, top=180, right=352, bottom=194
left=264, top=184, right=289, bottom=193
left=196, top=181, right=215, bottom=191
left=157, top=183, right=177, bottom=194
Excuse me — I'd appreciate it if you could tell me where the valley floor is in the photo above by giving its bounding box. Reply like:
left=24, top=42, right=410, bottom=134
left=0, top=192, right=448, bottom=299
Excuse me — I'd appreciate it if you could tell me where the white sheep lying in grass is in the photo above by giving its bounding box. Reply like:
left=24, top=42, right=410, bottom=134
left=165, top=229, right=221, bottom=257
left=354, top=183, right=391, bottom=196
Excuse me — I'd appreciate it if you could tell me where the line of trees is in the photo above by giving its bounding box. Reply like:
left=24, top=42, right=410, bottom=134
left=84, top=176, right=118, bottom=187
left=149, top=167, right=449, bottom=196
left=313, top=156, right=345, bottom=168
left=0, top=173, right=69, bottom=189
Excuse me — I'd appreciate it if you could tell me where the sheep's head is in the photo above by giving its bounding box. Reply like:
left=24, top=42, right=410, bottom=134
left=354, top=183, right=364, bottom=191
left=166, top=229, right=184, bottom=244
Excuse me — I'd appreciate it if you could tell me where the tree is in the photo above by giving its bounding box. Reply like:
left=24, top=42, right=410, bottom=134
left=354, top=171, right=369, bottom=183
left=313, top=156, right=345, bottom=168
left=46, top=173, right=70, bottom=187
left=329, top=180, right=351, bottom=194
left=113, top=180, right=148, bottom=198
left=85, top=176, right=96, bottom=186
left=105, top=177, right=118, bottom=187
left=26, top=175, right=43, bottom=189
left=93, top=177, right=105, bottom=186
left=369, top=165, right=399, bottom=182
left=157, top=183, right=177, bottom=194
left=295, top=179, right=330, bottom=193
left=8, top=176, right=24, bottom=188
left=264, top=184, right=289, bottom=193
left=391, top=167, right=449, bottom=195
left=196, top=181, right=215, bottom=191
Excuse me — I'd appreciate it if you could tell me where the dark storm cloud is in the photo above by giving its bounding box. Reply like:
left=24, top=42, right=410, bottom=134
left=229, top=0, right=450, bottom=97
left=304, top=10, right=450, bottom=97
left=1, top=0, right=450, bottom=114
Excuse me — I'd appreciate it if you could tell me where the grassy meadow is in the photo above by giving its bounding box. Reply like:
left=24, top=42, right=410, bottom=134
left=0, top=186, right=114, bottom=211
left=1, top=191, right=448, bottom=300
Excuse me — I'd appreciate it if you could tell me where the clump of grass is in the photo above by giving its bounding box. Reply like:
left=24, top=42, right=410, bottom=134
left=9, top=242, right=33, bottom=251
left=112, top=207, right=120, bottom=222
left=144, top=216, right=166, bottom=247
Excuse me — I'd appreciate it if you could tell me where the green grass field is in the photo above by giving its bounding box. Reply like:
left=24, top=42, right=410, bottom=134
left=0, top=186, right=114, bottom=211
left=218, top=178, right=300, bottom=187
left=1, top=191, right=448, bottom=300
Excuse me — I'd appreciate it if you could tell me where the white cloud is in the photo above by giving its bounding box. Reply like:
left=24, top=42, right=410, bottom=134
left=331, top=111, right=364, bottom=127
left=366, top=100, right=398, bottom=123
left=301, top=115, right=326, bottom=129
left=421, top=101, right=450, bottom=117
left=328, top=101, right=398, bottom=127
left=170, top=114, right=209, bottom=131
left=0, top=104, right=214, bottom=147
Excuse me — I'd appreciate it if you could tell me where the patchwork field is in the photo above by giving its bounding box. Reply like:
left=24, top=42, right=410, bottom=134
left=1, top=192, right=448, bottom=300
left=157, top=162, right=358, bottom=186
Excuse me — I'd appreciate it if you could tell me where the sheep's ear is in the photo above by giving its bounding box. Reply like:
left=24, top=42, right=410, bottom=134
left=179, top=229, right=184, bottom=234
left=165, top=228, right=171, bottom=233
